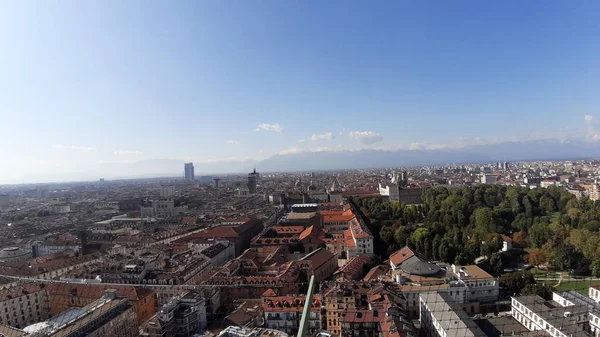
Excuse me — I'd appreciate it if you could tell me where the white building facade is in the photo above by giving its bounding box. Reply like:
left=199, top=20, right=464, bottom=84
left=141, top=200, right=187, bottom=218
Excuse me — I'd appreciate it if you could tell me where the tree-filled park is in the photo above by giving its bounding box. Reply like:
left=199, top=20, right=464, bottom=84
left=349, top=185, right=600, bottom=277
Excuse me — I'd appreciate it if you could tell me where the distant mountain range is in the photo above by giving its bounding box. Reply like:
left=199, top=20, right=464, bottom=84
left=258, top=139, right=600, bottom=171
left=88, top=139, right=600, bottom=179
left=11, top=139, right=600, bottom=184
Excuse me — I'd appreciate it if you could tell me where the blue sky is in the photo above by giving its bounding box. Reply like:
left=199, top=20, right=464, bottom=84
left=1, top=1, right=600, bottom=182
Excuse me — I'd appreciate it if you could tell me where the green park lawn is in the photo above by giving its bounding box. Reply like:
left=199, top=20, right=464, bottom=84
left=554, top=281, right=600, bottom=295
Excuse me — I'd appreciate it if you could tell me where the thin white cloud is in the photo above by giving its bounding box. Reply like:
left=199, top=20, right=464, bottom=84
left=407, top=143, right=448, bottom=151
left=584, top=114, right=600, bottom=141
left=348, top=131, right=383, bottom=144
left=278, top=147, right=302, bottom=155
left=52, top=144, right=95, bottom=152
left=278, top=145, right=348, bottom=155
left=114, top=149, right=142, bottom=156
left=226, top=140, right=240, bottom=145
left=311, top=132, right=335, bottom=141
left=298, top=139, right=306, bottom=143
left=255, top=123, right=283, bottom=133
left=195, top=157, right=255, bottom=164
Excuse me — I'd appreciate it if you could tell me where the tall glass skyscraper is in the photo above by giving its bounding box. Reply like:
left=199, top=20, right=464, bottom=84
left=184, top=162, right=194, bottom=181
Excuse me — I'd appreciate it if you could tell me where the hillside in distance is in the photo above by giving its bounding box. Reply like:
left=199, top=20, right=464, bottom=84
left=76, top=139, right=600, bottom=181
left=257, top=140, right=600, bottom=172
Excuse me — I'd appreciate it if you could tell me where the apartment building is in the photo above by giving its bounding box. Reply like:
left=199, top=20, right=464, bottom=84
left=140, top=199, right=188, bottom=218
left=28, top=290, right=138, bottom=337
left=262, top=293, right=322, bottom=336
left=419, top=292, right=486, bottom=337
left=554, top=290, right=600, bottom=337
left=511, top=294, right=589, bottom=337
left=0, top=284, right=49, bottom=329
left=144, top=291, right=207, bottom=337
left=47, top=283, right=155, bottom=325
left=452, top=264, right=499, bottom=302
left=590, top=285, right=600, bottom=303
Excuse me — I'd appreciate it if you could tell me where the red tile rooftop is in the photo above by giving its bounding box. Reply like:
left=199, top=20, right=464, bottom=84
left=263, top=294, right=322, bottom=312
left=340, top=309, right=385, bottom=323
left=262, top=288, right=277, bottom=297
left=273, top=226, right=305, bottom=234
left=299, top=225, right=324, bottom=241
left=363, top=264, right=391, bottom=281
left=323, top=214, right=355, bottom=223
left=300, top=248, right=335, bottom=269
left=345, top=237, right=356, bottom=248
left=0, top=284, right=45, bottom=302
left=335, top=255, right=370, bottom=277
left=348, top=218, right=374, bottom=239
left=389, top=246, right=415, bottom=266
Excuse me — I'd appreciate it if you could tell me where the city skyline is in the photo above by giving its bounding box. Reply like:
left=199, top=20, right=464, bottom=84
left=1, top=1, right=600, bottom=183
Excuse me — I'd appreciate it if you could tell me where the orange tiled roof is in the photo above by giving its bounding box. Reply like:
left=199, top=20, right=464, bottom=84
left=299, top=225, right=324, bottom=241
left=263, top=295, right=321, bottom=312
left=262, top=288, right=277, bottom=297
left=341, top=309, right=385, bottom=323
left=0, top=284, right=45, bottom=302
left=273, top=226, right=305, bottom=234
left=323, top=214, right=356, bottom=223
left=335, top=255, right=370, bottom=279
left=348, top=218, right=374, bottom=239
left=319, top=210, right=344, bottom=216
left=389, top=246, right=415, bottom=266
left=195, top=227, right=239, bottom=238
left=345, top=229, right=356, bottom=248
left=301, top=248, right=335, bottom=270
left=363, top=264, right=391, bottom=281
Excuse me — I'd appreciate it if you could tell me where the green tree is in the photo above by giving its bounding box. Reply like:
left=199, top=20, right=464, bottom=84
left=454, top=252, right=470, bottom=265
left=393, top=226, right=411, bottom=247
left=539, top=194, right=558, bottom=214
left=473, top=208, right=494, bottom=234
left=431, top=235, right=442, bottom=260
left=584, top=220, right=600, bottom=232
left=550, top=244, right=582, bottom=271
left=489, top=253, right=503, bottom=275
left=480, top=242, right=496, bottom=258
left=409, top=228, right=430, bottom=251
left=591, top=260, right=600, bottom=278
left=379, top=228, right=393, bottom=244
left=438, top=237, right=455, bottom=263
left=529, top=221, right=550, bottom=248
left=522, top=283, right=554, bottom=300
left=499, top=271, right=536, bottom=296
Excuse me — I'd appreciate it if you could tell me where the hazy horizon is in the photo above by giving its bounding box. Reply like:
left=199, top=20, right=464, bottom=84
left=3, top=139, right=600, bottom=185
